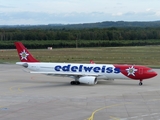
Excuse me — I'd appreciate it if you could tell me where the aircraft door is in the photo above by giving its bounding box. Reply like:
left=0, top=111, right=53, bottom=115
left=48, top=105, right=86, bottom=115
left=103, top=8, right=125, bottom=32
left=139, top=68, right=143, bottom=74
left=30, top=65, right=39, bottom=71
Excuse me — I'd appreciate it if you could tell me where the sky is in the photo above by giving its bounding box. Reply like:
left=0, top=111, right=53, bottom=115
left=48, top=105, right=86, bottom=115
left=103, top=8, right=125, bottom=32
left=0, top=0, right=160, bottom=25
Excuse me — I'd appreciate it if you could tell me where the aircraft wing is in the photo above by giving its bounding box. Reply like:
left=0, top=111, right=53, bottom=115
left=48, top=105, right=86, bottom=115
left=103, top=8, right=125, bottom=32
left=30, top=71, right=99, bottom=76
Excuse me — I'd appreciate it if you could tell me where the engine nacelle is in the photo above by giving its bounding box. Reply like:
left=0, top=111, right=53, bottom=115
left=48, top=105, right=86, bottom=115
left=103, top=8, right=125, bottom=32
left=79, top=76, right=97, bottom=85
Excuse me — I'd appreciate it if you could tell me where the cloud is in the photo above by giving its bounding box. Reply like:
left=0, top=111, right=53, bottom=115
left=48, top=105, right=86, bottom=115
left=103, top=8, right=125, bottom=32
left=0, top=10, right=159, bottom=25
left=1, top=0, right=160, bottom=25
left=112, top=12, right=123, bottom=16
left=155, top=11, right=160, bottom=16
left=0, top=12, right=112, bottom=25
left=0, top=5, right=14, bottom=8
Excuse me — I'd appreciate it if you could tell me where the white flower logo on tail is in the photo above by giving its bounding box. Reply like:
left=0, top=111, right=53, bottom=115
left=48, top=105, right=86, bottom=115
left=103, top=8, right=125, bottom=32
left=126, top=66, right=137, bottom=76
left=19, top=49, right=29, bottom=60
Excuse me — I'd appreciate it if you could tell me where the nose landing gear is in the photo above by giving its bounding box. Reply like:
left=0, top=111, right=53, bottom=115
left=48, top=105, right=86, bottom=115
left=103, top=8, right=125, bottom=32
left=139, top=80, right=143, bottom=86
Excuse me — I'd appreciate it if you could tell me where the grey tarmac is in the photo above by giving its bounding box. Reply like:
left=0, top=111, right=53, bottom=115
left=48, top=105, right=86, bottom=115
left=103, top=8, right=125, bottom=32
left=0, top=64, right=160, bottom=120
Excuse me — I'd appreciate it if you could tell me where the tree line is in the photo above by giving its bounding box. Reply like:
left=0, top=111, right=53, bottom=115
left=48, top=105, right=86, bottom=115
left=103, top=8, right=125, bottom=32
left=0, top=27, right=160, bottom=48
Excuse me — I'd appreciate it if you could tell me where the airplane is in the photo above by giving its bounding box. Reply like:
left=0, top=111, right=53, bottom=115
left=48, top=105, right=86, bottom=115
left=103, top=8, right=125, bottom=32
left=15, top=42, right=157, bottom=86
left=90, top=60, right=95, bottom=64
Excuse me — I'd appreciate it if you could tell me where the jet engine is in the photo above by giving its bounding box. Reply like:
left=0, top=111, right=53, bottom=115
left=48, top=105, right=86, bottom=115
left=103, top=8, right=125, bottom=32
left=79, top=76, right=97, bottom=85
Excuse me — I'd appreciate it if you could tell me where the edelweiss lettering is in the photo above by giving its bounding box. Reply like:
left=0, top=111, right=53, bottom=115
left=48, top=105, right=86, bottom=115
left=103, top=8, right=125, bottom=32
left=55, top=65, right=120, bottom=73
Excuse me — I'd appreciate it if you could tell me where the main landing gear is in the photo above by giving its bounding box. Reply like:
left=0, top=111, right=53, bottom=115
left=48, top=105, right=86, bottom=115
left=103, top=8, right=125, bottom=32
left=70, top=81, right=80, bottom=85
left=139, top=80, right=143, bottom=86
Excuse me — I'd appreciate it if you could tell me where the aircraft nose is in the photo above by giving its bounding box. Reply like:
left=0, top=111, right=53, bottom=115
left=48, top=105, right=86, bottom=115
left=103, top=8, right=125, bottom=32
left=153, top=71, right=158, bottom=77
left=150, top=70, right=158, bottom=78
left=145, top=69, right=158, bottom=79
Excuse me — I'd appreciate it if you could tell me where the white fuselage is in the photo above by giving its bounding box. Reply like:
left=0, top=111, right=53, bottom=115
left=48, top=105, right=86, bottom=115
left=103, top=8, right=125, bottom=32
left=25, top=63, right=128, bottom=80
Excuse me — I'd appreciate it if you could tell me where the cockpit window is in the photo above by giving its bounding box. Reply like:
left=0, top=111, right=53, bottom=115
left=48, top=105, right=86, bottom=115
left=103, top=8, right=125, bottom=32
left=148, top=69, right=154, bottom=72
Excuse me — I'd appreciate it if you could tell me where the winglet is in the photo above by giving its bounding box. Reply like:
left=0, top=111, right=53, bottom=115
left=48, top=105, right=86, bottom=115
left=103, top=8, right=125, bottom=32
left=15, top=42, right=39, bottom=62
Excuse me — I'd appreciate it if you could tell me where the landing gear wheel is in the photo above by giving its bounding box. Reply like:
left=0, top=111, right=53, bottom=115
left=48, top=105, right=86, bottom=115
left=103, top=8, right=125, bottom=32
left=70, top=81, right=75, bottom=85
left=70, top=81, right=80, bottom=85
left=75, top=81, right=80, bottom=85
left=139, top=82, right=143, bottom=86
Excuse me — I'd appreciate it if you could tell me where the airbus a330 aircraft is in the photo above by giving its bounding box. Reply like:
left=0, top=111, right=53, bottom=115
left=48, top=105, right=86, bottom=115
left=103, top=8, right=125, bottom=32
left=15, top=42, right=157, bottom=86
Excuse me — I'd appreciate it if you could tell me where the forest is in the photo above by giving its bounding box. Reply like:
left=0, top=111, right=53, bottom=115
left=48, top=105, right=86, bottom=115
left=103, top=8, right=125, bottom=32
left=0, top=27, right=160, bottom=49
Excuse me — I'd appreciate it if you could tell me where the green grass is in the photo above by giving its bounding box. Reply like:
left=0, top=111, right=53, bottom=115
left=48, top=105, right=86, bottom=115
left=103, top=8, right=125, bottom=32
left=0, top=46, right=160, bottom=67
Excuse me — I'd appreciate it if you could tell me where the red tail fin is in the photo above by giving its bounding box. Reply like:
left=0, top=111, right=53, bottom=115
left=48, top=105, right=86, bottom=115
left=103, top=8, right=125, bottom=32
left=90, top=60, right=95, bottom=64
left=15, top=42, right=39, bottom=62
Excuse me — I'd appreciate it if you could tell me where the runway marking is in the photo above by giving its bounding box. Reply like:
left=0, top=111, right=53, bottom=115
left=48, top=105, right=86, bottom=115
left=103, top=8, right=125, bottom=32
left=86, top=97, right=160, bottom=120
left=149, top=98, right=160, bottom=101
left=87, top=103, right=131, bottom=120
left=120, top=113, right=160, bottom=119
left=141, top=114, right=148, bottom=117
left=150, top=113, right=158, bottom=116
left=18, top=87, right=23, bottom=92
left=130, top=116, right=138, bottom=119
left=1, top=84, right=26, bottom=96
left=0, top=99, right=54, bottom=119
left=9, top=86, right=24, bottom=93
left=110, top=116, right=120, bottom=120
left=2, top=75, right=48, bottom=96
left=6, top=75, right=37, bottom=95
